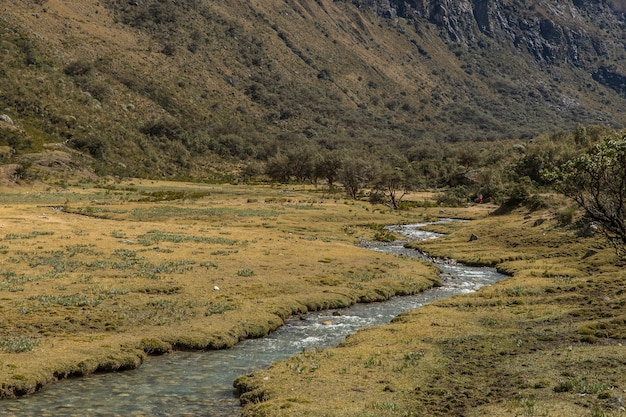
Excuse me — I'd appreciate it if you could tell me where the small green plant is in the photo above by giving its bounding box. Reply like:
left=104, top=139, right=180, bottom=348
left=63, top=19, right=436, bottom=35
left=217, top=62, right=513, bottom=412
left=373, top=229, right=397, bottom=242
left=504, top=286, right=525, bottom=297
left=211, top=250, right=238, bottom=256
left=364, top=355, right=381, bottom=368
left=5, top=231, right=54, bottom=240
left=287, top=358, right=306, bottom=374
left=403, top=350, right=425, bottom=366
left=135, top=190, right=210, bottom=202
left=506, top=395, right=541, bottom=416
left=368, top=402, right=399, bottom=411
left=557, top=206, right=577, bottom=225
left=111, top=230, right=127, bottom=239
left=0, top=336, right=40, bottom=353
left=205, top=302, right=236, bottom=316
left=142, top=299, right=197, bottom=324
left=553, top=377, right=608, bottom=394
left=150, top=260, right=196, bottom=274
left=345, top=271, right=377, bottom=282
left=479, top=317, right=499, bottom=326
left=237, top=268, right=255, bottom=277
left=27, top=294, right=103, bottom=307
left=137, top=230, right=238, bottom=246
left=65, top=244, right=100, bottom=257
left=590, top=407, right=614, bottom=417
left=113, top=248, right=138, bottom=259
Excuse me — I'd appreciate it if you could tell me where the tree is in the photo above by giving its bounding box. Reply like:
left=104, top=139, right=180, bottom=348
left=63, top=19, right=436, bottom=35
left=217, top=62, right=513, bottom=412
left=547, top=133, right=626, bottom=258
left=265, top=153, right=290, bottom=182
left=286, top=146, right=317, bottom=182
left=373, top=162, right=419, bottom=209
left=339, top=154, right=377, bottom=199
left=315, top=150, right=342, bottom=190
left=264, top=146, right=318, bottom=183
left=515, top=136, right=574, bottom=186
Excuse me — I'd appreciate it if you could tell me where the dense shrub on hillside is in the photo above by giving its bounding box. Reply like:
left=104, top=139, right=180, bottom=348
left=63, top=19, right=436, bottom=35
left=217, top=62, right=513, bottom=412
left=548, top=132, right=626, bottom=257
left=4, top=0, right=626, bottom=183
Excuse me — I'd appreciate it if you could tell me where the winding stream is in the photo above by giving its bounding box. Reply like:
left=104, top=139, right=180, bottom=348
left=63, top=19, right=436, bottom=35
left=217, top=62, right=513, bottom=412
left=4, top=220, right=506, bottom=417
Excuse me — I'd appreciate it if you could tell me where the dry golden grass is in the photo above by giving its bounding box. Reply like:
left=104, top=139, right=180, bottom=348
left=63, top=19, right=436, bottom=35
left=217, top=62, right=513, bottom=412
left=0, top=181, right=438, bottom=398
left=237, top=204, right=626, bottom=417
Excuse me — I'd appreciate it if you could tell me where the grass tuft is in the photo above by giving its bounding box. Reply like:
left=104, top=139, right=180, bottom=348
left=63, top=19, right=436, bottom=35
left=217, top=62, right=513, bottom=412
left=0, top=337, right=40, bottom=353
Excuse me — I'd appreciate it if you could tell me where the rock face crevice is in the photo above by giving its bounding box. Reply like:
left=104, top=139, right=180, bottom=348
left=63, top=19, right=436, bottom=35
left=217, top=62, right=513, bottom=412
left=348, top=0, right=626, bottom=93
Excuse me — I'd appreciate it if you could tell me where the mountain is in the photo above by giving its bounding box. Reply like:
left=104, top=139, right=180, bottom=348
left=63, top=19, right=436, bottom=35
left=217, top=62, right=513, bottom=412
left=1, top=0, right=625, bottom=180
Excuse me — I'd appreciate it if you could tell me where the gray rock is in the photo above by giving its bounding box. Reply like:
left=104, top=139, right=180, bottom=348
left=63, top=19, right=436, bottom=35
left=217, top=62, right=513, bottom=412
left=0, top=114, right=14, bottom=124
left=353, top=0, right=615, bottom=71
left=578, top=222, right=599, bottom=238
left=582, top=249, right=598, bottom=259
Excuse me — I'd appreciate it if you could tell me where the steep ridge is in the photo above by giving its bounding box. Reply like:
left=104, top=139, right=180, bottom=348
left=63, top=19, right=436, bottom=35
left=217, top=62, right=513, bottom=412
left=1, top=0, right=625, bottom=179
left=368, top=0, right=625, bottom=75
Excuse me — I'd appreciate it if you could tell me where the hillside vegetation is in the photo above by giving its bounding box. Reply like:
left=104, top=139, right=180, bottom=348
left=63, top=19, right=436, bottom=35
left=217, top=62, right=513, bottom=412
left=1, top=0, right=626, bottom=181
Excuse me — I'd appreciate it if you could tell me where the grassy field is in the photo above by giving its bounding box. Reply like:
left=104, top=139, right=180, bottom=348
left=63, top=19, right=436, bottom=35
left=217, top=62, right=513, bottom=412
left=235, top=199, right=626, bottom=417
left=1, top=182, right=624, bottom=417
left=0, top=181, right=441, bottom=398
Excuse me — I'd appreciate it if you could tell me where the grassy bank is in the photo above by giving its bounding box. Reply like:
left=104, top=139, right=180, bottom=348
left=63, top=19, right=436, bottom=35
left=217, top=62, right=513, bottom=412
left=0, top=181, right=440, bottom=398
left=235, top=204, right=626, bottom=417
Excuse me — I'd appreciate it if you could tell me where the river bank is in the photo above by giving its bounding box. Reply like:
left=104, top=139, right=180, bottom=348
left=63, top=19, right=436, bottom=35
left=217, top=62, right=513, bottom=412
left=0, top=182, right=448, bottom=399
left=236, top=207, right=626, bottom=417
left=3, top=219, right=505, bottom=415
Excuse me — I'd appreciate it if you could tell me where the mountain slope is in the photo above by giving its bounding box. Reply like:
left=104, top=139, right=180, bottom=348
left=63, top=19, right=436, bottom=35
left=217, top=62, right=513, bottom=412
left=1, top=0, right=625, bottom=179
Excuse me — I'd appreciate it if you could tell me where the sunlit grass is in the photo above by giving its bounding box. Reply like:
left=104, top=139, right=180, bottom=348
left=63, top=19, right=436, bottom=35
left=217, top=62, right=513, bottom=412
left=0, top=180, right=437, bottom=399
left=236, top=205, right=626, bottom=417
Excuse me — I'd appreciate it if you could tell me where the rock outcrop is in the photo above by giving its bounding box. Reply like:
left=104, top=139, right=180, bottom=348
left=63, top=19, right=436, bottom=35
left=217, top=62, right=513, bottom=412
left=351, top=0, right=626, bottom=93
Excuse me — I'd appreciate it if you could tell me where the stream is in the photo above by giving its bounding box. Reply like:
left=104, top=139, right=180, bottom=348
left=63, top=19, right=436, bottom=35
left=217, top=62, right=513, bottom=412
left=3, top=219, right=506, bottom=417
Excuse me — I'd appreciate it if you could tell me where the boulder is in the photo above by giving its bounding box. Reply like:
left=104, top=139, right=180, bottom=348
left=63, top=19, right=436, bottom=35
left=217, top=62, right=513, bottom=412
left=0, top=114, right=14, bottom=124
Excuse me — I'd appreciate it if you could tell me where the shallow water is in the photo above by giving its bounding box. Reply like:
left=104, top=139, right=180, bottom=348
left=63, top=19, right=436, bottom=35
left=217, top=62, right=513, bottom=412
left=4, top=220, right=506, bottom=417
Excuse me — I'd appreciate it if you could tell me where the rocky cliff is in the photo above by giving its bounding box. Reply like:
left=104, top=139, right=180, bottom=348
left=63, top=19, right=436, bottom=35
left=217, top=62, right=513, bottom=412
left=354, top=0, right=626, bottom=92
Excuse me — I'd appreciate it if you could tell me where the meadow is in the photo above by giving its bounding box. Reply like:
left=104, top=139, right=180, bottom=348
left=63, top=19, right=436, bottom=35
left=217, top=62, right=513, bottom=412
left=0, top=181, right=440, bottom=398
left=1, top=181, right=624, bottom=417
left=235, top=196, right=626, bottom=417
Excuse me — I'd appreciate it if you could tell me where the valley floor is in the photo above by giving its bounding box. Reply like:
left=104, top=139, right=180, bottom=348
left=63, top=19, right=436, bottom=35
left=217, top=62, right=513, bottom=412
left=236, top=197, right=626, bottom=417
left=0, top=181, right=439, bottom=399
left=0, top=182, right=624, bottom=417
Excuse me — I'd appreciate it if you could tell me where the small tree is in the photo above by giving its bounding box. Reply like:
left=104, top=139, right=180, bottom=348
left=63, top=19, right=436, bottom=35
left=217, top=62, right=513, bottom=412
left=315, top=150, right=342, bottom=190
left=373, top=163, right=419, bottom=209
left=285, top=146, right=317, bottom=182
left=265, top=153, right=290, bottom=182
left=547, top=133, right=626, bottom=258
left=339, top=155, right=377, bottom=200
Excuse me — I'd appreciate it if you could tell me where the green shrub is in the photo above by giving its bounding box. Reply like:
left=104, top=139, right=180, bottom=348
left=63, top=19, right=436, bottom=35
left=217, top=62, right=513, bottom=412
left=436, top=186, right=470, bottom=207
left=557, top=206, right=577, bottom=225
left=236, top=268, right=254, bottom=277
left=0, top=336, right=40, bottom=353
